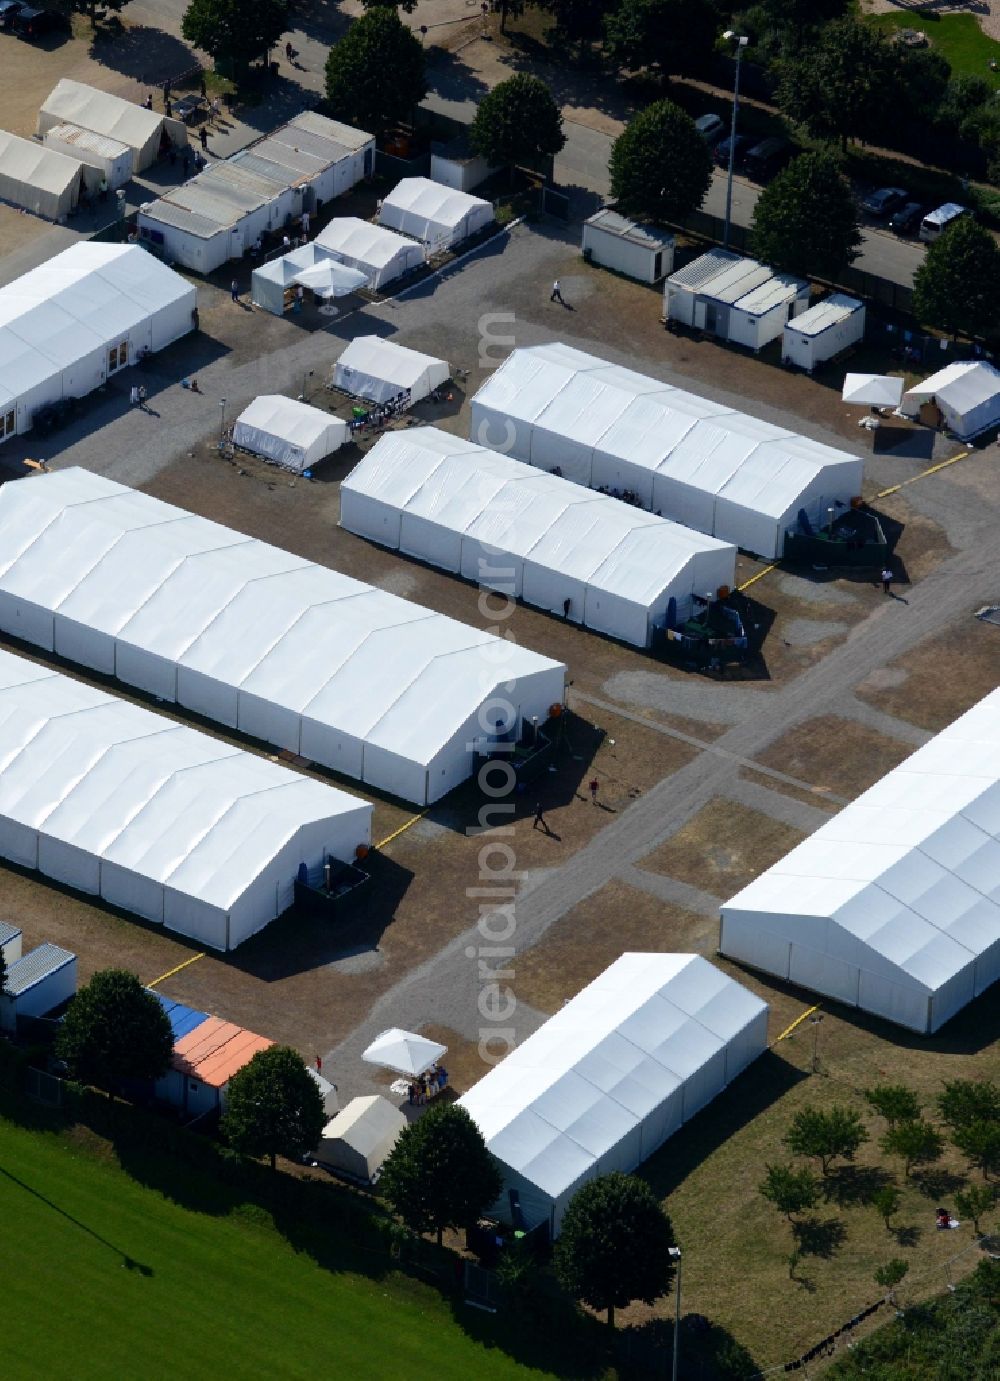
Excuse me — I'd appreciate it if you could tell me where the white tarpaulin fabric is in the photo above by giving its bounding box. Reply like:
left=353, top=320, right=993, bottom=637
left=459, top=954, right=768, bottom=1234
left=233, top=395, right=348, bottom=471
left=470, top=343, right=863, bottom=559
left=901, top=361, right=1000, bottom=439
left=721, top=689, right=1000, bottom=1033
left=378, top=177, right=494, bottom=249
left=314, top=1096, right=406, bottom=1180
left=841, top=373, right=904, bottom=408
left=362, top=1028, right=447, bottom=1076
left=333, top=336, right=449, bottom=406
left=37, top=79, right=182, bottom=171
left=292, top=260, right=368, bottom=299
left=0, top=648, right=371, bottom=952
left=0, top=469, right=565, bottom=806
left=342, top=427, right=736, bottom=647
left=251, top=243, right=339, bottom=315
left=0, top=130, right=84, bottom=221
left=42, top=123, right=133, bottom=192
left=314, top=218, right=424, bottom=290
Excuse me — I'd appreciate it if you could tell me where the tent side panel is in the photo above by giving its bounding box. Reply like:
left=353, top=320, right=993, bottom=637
left=299, top=717, right=365, bottom=783
left=53, top=615, right=116, bottom=676
left=176, top=668, right=240, bottom=729
left=719, top=910, right=792, bottom=979
left=37, top=836, right=101, bottom=895
left=788, top=942, right=860, bottom=1008
left=857, top=969, right=930, bottom=1034
left=115, top=642, right=179, bottom=701
left=101, top=861, right=165, bottom=924
left=0, top=593, right=56, bottom=651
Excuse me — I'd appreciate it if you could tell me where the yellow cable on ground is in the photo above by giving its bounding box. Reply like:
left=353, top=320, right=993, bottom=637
left=738, top=562, right=778, bottom=592
left=875, top=450, right=970, bottom=500
left=375, top=811, right=426, bottom=850
left=147, top=952, right=205, bottom=989
left=774, top=1003, right=820, bottom=1043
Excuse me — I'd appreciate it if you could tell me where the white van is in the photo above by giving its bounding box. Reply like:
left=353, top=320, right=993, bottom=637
left=919, top=203, right=968, bottom=243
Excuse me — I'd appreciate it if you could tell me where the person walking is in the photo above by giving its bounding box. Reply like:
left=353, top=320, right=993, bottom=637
left=881, top=566, right=893, bottom=594
left=230, top=279, right=239, bottom=302
left=589, top=778, right=599, bottom=805
left=144, top=93, right=153, bottom=111
left=550, top=279, right=564, bottom=304
left=162, top=79, right=170, bottom=106
left=199, top=126, right=208, bottom=152
left=562, top=597, right=571, bottom=619
left=130, top=385, right=140, bottom=407
left=533, top=802, right=547, bottom=831
left=300, top=210, right=310, bottom=238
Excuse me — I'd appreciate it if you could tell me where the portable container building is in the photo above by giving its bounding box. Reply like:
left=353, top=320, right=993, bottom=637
left=0, top=648, right=373, bottom=951
left=0, top=920, right=22, bottom=968
left=781, top=294, right=865, bottom=372
left=157, top=1017, right=273, bottom=1117
left=342, top=427, right=736, bottom=646
left=0, top=130, right=84, bottom=221
left=0, top=242, right=196, bottom=445
left=0, top=943, right=76, bottom=1032
left=582, top=209, right=675, bottom=283
left=664, top=250, right=808, bottom=349
left=313, top=1095, right=406, bottom=1180
left=901, top=361, right=1000, bottom=440
left=429, top=136, right=495, bottom=193
left=0, top=469, right=566, bottom=807
left=38, top=79, right=186, bottom=171
left=721, top=687, right=1000, bottom=1034
left=314, top=218, right=424, bottom=290
left=151, top=992, right=210, bottom=1043
left=42, top=122, right=133, bottom=191
left=469, top=342, right=863, bottom=559
left=233, top=395, right=349, bottom=471
left=378, top=177, right=494, bottom=250
left=459, top=953, right=768, bottom=1235
left=332, top=336, right=449, bottom=407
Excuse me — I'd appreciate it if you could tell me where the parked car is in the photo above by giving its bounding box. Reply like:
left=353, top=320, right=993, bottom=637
left=744, top=137, right=793, bottom=182
left=861, top=186, right=909, bottom=218
left=0, top=1, right=23, bottom=31
left=919, top=202, right=969, bottom=242
left=889, top=201, right=924, bottom=236
left=13, top=5, right=67, bottom=36
left=694, top=114, right=725, bottom=144
left=714, top=133, right=752, bottom=169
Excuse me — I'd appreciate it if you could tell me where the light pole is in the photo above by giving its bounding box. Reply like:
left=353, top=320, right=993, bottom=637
left=810, top=1013, right=825, bottom=1074
left=669, top=1246, right=682, bottom=1381
left=722, top=32, right=749, bottom=251
left=219, top=397, right=227, bottom=439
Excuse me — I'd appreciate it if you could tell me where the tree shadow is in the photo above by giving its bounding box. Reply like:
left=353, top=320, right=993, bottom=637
left=824, top=1164, right=896, bottom=1207
left=614, top=1313, right=762, bottom=1380
left=88, top=25, right=200, bottom=86
left=792, top=1216, right=847, bottom=1259
left=915, top=1167, right=968, bottom=1199
left=893, top=1224, right=921, bottom=1247
left=425, top=47, right=490, bottom=104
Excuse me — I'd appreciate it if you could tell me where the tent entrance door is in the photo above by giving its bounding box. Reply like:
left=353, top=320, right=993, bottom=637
left=107, top=339, right=128, bottom=374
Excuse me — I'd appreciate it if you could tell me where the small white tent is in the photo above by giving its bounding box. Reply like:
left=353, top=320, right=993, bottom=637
left=378, top=177, right=494, bottom=250
left=233, top=396, right=348, bottom=472
left=313, top=1096, right=406, bottom=1180
left=459, top=953, right=769, bottom=1236
left=315, top=217, right=424, bottom=290
left=42, top=123, right=133, bottom=192
left=333, top=337, right=449, bottom=406
left=0, top=130, right=84, bottom=221
left=362, top=1028, right=447, bottom=1076
left=901, top=361, right=1000, bottom=440
left=252, top=243, right=336, bottom=315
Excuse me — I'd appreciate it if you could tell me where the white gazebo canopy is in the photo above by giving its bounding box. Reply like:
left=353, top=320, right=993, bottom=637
left=362, top=1028, right=447, bottom=1076
left=842, top=373, right=903, bottom=408
left=293, top=260, right=368, bottom=299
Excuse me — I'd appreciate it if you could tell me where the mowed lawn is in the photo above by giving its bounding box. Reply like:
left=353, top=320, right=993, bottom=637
left=0, top=1118, right=551, bottom=1381
left=868, top=13, right=1000, bottom=90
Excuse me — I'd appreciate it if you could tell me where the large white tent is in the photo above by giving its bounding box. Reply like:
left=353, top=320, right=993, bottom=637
left=459, top=953, right=768, bottom=1235
left=378, top=177, right=494, bottom=250
left=37, top=79, right=185, bottom=171
left=470, top=343, right=863, bottom=559
left=901, top=361, right=1000, bottom=440
left=342, top=428, right=736, bottom=647
left=233, top=395, right=348, bottom=471
left=313, top=1095, right=406, bottom=1180
left=0, top=469, right=565, bottom=806
left=0, top=648, right=372, bottom=952
left=332, top=337, right=449, bottom=406
left=0, top=242, right=196, bottom=444
left=0, top=130, right=85, bottom=221
left=720, top=689, right=1000, bottom=1034
left=315, top=217, right=424, bottom=290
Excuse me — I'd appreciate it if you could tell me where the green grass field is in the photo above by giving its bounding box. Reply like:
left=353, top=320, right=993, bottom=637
left=0, top=1115, right=557, bottom=1381
left=867, top=12, right=1000, bottom=90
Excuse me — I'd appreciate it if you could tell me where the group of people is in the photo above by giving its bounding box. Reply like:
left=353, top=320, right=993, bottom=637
left=595, top=484, right=646, bottom=509
left=407, top=1064, right=448, bottom=1105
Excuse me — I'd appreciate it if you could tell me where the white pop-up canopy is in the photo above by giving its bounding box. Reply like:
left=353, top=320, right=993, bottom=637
left=342, top=427, right=736, bottom=647
left=293, top=259, right=368, bottom=299
left=901, top=361, right=1000, bottom=440
left=332, top=336, right=449, bottom=406
left=378, top=177, right=494, bottom=249
left=721, top=687, right=1000, bottom=1034
left=842, top=373, right=904, bottom=408
left=459, top=953, right=768, bottom=1235
left=233, top=396, right=349, bottom=472
left=362, top=1028, right=447, bottom=1076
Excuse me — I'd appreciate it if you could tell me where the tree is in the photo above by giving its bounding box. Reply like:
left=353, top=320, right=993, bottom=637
left=605, top=0, right=719, bottom=79
left=609, top=100, right=713, bottom=224
left=469, top=75, right=566, bottom=180
left=759, top=1163, right=821, bottom=1221
left=554, top=1173, right=676, bottom=1328
left=495, top=0, right=527, bottom=34
left=952, top=1121, right=1000, bottom=1181
left=379, top=1102, right=502, bottom=1246
left=874, top=1257, right=909, bottom=1302
left=361, top=0, right=418, bottom=12
left=936, top=75, right=993, bottom=139
left=536, top=0, right=609, bottom=47
left=955, top=1183, right=995, bottom=1235
left=776, top=19, right=896, bottom=150
left=55, top=970, right=172, bottom=1093
left=865, top=1084, right=922, bottom=1128
left=749, top=151, right=861, bottom=279
left=221, top=1046, right=326, bottom=1171
left=784, top=1105, right=868, bottom=1176
left=181, top=0, right=290, bottom=73
left=937, top=1080, right=1000, bottom=1133
left=872, top=1185, right=901, bottom=1231
left=895, top=47, right=951, bottom=131
left=880, top=1120, right=944, bottom=1179
left=324, top=9, right=427, bottom=140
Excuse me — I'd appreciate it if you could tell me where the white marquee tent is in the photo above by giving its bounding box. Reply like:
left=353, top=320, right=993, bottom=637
left=378, top=177, right=494, bottom=250
left=332, top=336, right=449, bottom=406
left=0, top=469, right=565, bottom=806
left=362, top=1028, right=447, bottom=1076
left=0, top=130, right=85, bottom=221
left=720, top=689, right=1000, bottom=1033
left=315, top=217, right=424, bottom=290
left=0, top=242, right=196, bottom=444
left=901, top=361, right=1000, bottom=440
left=313, top=1095, right=406, bottom=1180
left=459, top=953, right=769, bottom=1235
left=251, top=243, right=340, bottom=315
left=342, top=428, right=736, bottom=647
left=37, top=79, right=185, bottom=171
left=0, top=648, right=372, bottom=952
left=470, top=343, right=863, bottom=559
left=233, top=395, right=348, bottom=472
